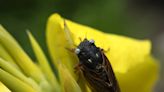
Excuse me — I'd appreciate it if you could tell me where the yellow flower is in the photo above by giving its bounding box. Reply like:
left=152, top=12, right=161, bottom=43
left=0, top=13, right=159, bottom=92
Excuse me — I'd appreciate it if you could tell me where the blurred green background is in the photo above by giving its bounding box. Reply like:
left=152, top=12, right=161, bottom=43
left=0, top=0, right=163, bottom=91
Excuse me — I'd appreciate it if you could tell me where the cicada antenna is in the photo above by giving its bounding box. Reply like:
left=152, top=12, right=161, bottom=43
left=84, top=31, right=88, bottom=40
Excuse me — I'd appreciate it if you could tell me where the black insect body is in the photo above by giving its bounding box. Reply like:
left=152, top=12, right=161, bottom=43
left=74, top=39, right=120, bottom=92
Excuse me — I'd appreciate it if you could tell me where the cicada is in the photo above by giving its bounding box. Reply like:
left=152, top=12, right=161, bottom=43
left=74, top=38, right=120, bottom=92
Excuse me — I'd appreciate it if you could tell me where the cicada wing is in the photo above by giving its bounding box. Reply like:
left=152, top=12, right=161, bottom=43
left=101, top=52, right=121, bottom=92
left=82, top=68, right=114, bottom=92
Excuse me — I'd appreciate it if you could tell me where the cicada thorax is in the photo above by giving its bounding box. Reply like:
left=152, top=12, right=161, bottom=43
left=74, top=38, right=120, bottom=92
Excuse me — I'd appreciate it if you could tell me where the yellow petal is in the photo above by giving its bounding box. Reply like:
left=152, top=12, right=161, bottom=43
left=47, top=13, right=159, bottom=92
left=0, top=58, right=42, bottom=92
left=0, top=43, right=20, bottom=70
left=0, top=69, right=38, bottom=92
left=27, top=31, right=60, bottom=92
left=64, top=18, right=152, bottom=73
left=46, top=14, right=78, bottom=78
left=46, top=14, right=90, bottom=92
left=58, top=63, right=82, bottom=92
left=0, top=25, right=45, bottom=83
left=0, top=82, right=11, bottom=92
left=117, top=56, right=159, bottom=92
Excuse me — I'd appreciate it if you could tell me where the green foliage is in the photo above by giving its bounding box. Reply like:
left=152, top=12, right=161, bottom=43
left=0, top=0, right=157, bottom=57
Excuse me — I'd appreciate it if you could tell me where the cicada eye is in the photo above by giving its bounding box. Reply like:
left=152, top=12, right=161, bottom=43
left=75, top=48, right=80, bottom=54
left=89, top=39, right=95, bottom=44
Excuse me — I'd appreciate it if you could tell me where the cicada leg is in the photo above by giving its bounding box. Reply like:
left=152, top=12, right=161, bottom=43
left=65, top=47, right=75, bottom=52
left=74, top=62, right=84, bottom=83
left=100, top=48, right=110, bottom=53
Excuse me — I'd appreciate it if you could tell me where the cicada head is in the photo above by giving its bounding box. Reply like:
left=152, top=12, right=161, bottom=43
left=75, top=38, right=103, bottom=69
